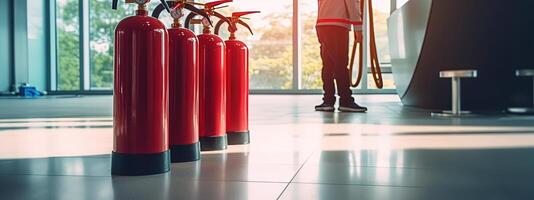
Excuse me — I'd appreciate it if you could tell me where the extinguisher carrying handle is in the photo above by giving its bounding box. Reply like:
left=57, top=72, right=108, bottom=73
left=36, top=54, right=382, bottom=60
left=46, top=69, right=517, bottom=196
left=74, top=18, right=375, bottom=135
left=214, top=18, right=253, bottom=36
left=232, top=11, right=260, bottom=19
left=152, top=0, right=211, bottom=25
left=113, top=0, right=171, bottom=13
left=214, top=11, right=259, bottom=36
left=204, top=0, right=233, bottom=9
left=184, top=3, right=211, bottom=24
left=184, top=10, right=230, bottom=29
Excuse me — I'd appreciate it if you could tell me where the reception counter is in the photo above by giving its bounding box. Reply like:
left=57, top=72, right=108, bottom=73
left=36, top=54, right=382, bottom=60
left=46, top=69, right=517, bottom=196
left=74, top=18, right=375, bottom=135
left=388, top=0, right=534, bottom=110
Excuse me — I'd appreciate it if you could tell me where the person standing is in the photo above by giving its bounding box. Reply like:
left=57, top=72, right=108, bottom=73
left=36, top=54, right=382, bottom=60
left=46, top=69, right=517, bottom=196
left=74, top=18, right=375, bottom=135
left=314, top=0, right=367, bottom=112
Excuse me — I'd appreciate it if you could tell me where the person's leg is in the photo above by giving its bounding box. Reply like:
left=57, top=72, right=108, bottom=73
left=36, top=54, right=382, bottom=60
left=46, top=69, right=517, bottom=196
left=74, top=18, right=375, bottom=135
left=330, top=27, right=367, bottom=112
left=316, top=26, right=336, bottom=105
left=328, top=27, right=354, bottom=105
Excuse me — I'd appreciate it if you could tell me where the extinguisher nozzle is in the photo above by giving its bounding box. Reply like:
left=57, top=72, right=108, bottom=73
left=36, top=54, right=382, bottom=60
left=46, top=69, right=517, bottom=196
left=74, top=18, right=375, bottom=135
left=159, top=0, right=172, bottom=13
left=112, top=0, right=118, bottom=10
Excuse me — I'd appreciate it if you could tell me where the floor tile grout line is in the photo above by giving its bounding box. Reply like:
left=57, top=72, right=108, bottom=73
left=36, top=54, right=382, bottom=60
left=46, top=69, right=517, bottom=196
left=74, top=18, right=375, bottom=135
left=275, top=151, right=315, bottom=200
left=0, top=173, right=294, bottom=185
left=0, top=173, right=112, bottom=178
left=288, top=181, right=426, bottom=189
left=291, top=163, right=487, bottom=171
left=168, top=179, right=290, bottom=184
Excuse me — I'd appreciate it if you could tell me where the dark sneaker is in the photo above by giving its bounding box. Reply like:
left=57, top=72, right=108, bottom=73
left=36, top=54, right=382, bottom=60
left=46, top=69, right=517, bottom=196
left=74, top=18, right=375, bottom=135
left=338, top=102, right=367, bottom=112
left=315, top=102, right=335, bottom=112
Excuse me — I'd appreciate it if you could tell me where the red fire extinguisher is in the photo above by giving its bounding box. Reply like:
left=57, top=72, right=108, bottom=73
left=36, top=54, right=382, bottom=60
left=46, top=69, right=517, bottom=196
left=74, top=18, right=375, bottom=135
left=151, top=1, right=211, bottom=162
left=184, top=0, right=232, bottom=151
left=111, top=0, right=171, bottom=176
left=214, top=11, right=259, bottom=145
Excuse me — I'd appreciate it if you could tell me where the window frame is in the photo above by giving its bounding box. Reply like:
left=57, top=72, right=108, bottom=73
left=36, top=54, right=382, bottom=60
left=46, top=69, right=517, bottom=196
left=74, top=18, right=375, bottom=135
left=49, top=0, right=398, bottom=95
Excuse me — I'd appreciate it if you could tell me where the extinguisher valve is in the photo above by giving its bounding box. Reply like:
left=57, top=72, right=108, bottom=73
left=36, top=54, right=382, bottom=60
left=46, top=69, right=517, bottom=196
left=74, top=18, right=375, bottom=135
left=214, top=11, right=260, bottom=40
left=202, top=0, right=232, bottom=31
left=183, top=0, right=232, bottom=31
left=152, top=0, right=212, bottom=28
left=112, top=0, right=171, bottom=15
left=190, top=19, right=202, bottom=24
left=137, top=3, right=147, bottom=12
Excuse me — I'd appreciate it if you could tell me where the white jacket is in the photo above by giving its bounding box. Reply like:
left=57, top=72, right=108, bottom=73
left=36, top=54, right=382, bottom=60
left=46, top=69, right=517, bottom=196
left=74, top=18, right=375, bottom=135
left=317, top=0, right=363, bottom=31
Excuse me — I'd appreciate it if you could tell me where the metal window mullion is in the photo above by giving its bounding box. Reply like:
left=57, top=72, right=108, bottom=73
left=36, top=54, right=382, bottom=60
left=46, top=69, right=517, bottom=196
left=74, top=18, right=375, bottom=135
left=361, top=0, right=369, bottom=91
left=79, top=0, right=90, bottom=91
left=7, top=0, right=15, bottom=91
left=48, top=0, right=57, bottom=91
left=77, top=0, right=83, bottom=91
left=292, top=0, right=302, bottom=90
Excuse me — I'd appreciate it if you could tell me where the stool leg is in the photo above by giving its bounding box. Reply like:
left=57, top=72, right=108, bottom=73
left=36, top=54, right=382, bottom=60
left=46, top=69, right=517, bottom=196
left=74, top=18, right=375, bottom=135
left=452, top=77, right=461, bottom=115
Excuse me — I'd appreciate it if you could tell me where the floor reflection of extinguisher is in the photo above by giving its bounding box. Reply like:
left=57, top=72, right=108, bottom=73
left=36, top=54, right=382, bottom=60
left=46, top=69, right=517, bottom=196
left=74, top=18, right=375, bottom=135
left=111, top=0, right=171, bottom=176
left=184, top=0, right=233, bottom=151
left=152, top=1, right=212, bottom=162
left=349, top=0, right=383, bottom=89
left=214, top=11, right=260, bottom=145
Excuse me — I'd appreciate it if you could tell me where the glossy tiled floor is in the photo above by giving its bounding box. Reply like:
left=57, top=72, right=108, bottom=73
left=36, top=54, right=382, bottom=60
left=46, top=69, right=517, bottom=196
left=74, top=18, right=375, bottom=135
left=1, top=95, right=534, bottom=200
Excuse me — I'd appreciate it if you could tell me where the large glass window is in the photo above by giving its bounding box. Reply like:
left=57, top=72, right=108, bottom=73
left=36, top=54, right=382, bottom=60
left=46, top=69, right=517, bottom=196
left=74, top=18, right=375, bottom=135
left=372, top=1, right=391, bottom=65
left=53, top=0, right=396, bottom=93
left=56, top=0, right=80, bottom=90
left=89, top=0, right=134, bottom=90
left=301, top=1, right=322, bottom=90
left=301, top=0, right=395, bottom=90
left=368, top=0, right=395, bottom=89
left=213, top=0, right=293, bottom=90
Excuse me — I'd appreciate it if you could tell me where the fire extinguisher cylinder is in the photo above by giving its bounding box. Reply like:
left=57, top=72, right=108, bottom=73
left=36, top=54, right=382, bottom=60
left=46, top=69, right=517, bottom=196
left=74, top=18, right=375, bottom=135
left=152, top=1, right=211, bottom=162
left=214, top=11, right=259, bottom=145
left=197, top=33, right=228, bottom=151
left=184, top=0, right=233, bottom=151
left=111, top=0, right=171, bottom=176
left=225, top=39, right=250, bottom=144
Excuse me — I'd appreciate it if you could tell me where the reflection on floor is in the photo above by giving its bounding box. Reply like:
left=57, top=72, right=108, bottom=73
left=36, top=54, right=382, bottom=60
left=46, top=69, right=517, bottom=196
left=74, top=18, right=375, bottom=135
left=1, top=95, right=534, bottom=200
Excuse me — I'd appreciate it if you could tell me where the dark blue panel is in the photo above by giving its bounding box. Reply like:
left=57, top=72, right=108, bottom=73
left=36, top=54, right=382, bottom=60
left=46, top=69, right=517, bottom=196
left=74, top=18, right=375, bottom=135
left=390, top=0, right=534, bottom=110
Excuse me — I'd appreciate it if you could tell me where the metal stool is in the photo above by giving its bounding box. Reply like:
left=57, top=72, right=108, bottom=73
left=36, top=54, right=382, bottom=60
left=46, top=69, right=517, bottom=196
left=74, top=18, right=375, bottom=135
left=432, top=70, right=478, bottom=117
left=508, top=69, right=534, bottom=114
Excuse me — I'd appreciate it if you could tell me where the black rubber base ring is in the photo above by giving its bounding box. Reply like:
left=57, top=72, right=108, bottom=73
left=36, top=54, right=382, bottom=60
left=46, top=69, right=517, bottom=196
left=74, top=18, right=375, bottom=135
left=227, top=131, right=250, bottom=145
left=199, top=135, right=227, bottom=151
left=169, top=142, right=201, bottom=163
left=111, top=150, right=170, bottom=176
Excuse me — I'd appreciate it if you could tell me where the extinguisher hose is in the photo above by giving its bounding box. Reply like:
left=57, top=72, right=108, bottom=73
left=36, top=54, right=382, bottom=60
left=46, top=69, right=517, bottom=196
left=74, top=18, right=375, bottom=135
left=152, top=1, right=176, bottom=18
left=184, top=12, right=199, bottom=29
left=348, top=0, right=383, bottom=89
left=214, top=17, right=231, bottom=35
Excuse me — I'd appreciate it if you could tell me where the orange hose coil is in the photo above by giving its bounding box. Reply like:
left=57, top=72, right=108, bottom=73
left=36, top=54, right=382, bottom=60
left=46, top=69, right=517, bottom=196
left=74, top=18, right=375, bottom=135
left=349, top=0, right=383, bottom=89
